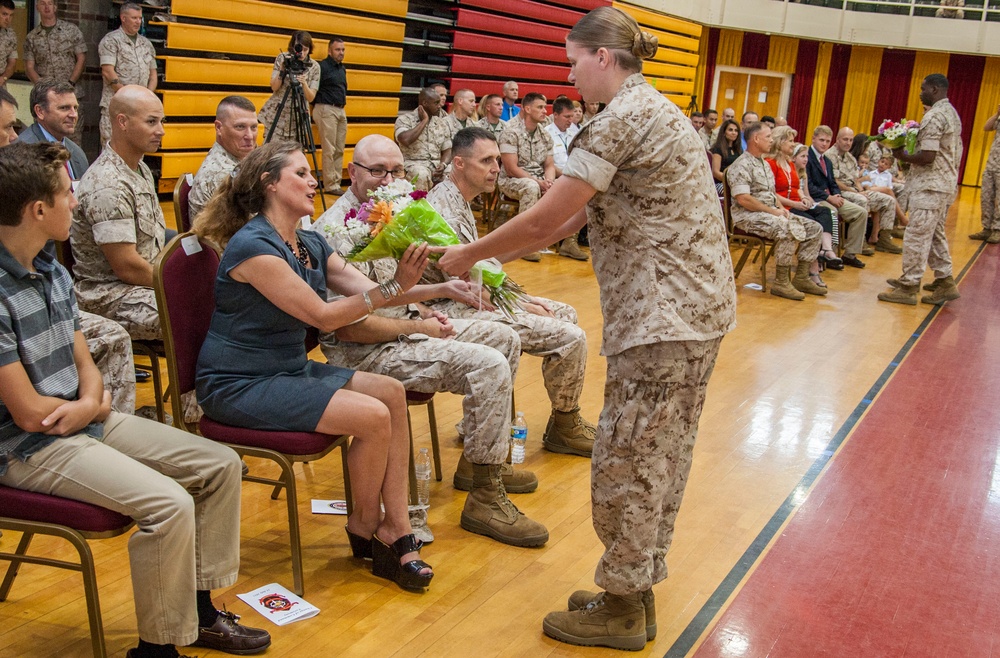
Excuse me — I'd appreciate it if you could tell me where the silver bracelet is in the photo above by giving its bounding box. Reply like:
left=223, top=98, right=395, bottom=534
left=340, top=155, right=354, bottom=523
left=362, top=290, right=375, bottom=314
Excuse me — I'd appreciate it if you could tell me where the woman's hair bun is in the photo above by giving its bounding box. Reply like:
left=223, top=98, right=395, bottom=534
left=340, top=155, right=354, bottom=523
left=631, top=31, right=659, bottom=60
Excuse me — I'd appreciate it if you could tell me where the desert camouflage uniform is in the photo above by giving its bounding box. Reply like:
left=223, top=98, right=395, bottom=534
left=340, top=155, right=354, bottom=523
left=443, top=112, right=474, bottom=140
left=699, top=126, right=713, bottom=151
left=477, top=117, right=507, bottom=140
left=80, top=311, right=136, bottom=414
left=24, top=20, right=86, bottom=89
left=0, top=27, right=15, bottom=89
left=980, top=127, right=1000, bottom=231
left=189, top=142, right=240, bottom=222
left=98, top=28, right=156, bottom=143
left=311, top=190, right=521, bottom=464
left=727, top=151, right=822, bottom=265
left=394, top=109, right=452, bottom=190
left=563, top=73, right=736, bottom=595
left=258, top=53, right=321, bottom=142
left=498, top=114, right=554, bottom=214
left=425, top=179, right=587, bottom=412
left=830, top=148, right=895, bottom=232
left=71, top=146, right=164, bottom=340
left=898, top=97, right=962, bottom=286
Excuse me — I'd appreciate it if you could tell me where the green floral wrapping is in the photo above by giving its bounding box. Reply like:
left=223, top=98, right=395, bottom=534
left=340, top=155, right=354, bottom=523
left=347, top=199, right=459, bottom=262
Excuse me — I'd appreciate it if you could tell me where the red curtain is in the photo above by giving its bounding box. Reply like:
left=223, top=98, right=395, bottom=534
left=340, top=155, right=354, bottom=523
left=947, top=53, right=986, bottom=181
left=703, top=28, right=720, bottom=111
left=821, top=44, right=852, bottom=129
left=740, top=32, right=770, bottom=70
left=870, top=49, right=916, bottom=134
left=787, top=39, right=819, bottom=135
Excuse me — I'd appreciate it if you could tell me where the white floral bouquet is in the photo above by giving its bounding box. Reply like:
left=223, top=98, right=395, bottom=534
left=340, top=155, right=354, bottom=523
left=868, top=118, right=919, bottom=153
left=323, top=179, right=529, bottom=319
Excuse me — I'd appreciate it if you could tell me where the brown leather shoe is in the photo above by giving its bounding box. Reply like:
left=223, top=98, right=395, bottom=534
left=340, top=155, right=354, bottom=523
left=191, top=610, right=271, bottom=655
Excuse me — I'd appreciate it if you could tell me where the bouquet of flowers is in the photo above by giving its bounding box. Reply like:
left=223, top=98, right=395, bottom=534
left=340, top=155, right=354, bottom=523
left=868, top=118, right=919, bottom=153
left=323, top=179, right=529, bottom=319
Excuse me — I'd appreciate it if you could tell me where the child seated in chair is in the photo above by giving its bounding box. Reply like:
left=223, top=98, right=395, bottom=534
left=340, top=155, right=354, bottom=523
left=0, top=142, right=270, bottom=658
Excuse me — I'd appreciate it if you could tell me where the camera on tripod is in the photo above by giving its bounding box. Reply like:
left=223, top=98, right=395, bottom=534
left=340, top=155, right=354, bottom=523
left=281, top=42, right=309, bottom=79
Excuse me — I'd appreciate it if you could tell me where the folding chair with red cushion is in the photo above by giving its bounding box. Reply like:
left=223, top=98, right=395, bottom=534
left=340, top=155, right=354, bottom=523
left=152, top=232, right=351, bottom=596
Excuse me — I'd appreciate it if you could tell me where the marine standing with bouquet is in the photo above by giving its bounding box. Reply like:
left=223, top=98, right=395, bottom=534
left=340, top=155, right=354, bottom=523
left=435, top=7, right=737, bottom=651
left=878, top=73, right=963, bottom=306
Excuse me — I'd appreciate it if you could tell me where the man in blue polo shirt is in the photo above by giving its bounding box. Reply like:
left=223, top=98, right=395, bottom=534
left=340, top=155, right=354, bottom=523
left=0, top=141, right=270, bottom=658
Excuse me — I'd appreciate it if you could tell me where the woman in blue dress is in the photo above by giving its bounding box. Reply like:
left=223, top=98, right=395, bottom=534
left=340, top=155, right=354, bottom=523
left=194, top=141, right=433, bottom=590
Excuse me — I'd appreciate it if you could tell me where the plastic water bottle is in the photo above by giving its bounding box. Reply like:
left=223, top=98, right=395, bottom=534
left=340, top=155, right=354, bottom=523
left=415, top=448, right=431, bottom=507
left=511, top=412, right=528, bottom=464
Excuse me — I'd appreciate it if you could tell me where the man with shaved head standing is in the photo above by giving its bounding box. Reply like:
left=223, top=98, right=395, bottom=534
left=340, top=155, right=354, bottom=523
left=72, top=86, right=166, bottom=341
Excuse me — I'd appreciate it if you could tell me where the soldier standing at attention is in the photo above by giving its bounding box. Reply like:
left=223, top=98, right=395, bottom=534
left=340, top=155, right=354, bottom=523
left=98, top=3, right=157, bottom=146
left=313, top=37, right=348, bottom=196
left=972, top=102, right=1000, bottom=244
left=25, top=0, right=88, bottom=145
left=435, top=7, right=736, bottom=651
left=0, top=0, right=16, bottom=90
left=879, top=73, right=963, bottom=306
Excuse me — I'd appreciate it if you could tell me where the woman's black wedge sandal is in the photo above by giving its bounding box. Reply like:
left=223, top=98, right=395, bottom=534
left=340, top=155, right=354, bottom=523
left=346, top=526, right=373, bottom=559
left=371, top=534, right=433, bottom=590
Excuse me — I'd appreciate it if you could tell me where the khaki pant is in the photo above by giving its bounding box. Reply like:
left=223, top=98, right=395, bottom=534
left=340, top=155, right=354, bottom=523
left=497, top=176, right=542, bottom=215
left=0, top=412, right=242, bottom=645
left=432, top=297, right=586, bottom=413
left=981, top=164, right=1000, bottom=230
left=819, top=198, right=867, bottom=256
left=592, top=338, right=721, bottom=595
left=898, top=190, right=954, bottom=286
left=313, top=104, right=347, bottom=190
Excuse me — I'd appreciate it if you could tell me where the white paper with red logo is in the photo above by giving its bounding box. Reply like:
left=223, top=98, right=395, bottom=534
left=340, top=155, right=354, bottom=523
left=237, top=583, right=319, bottom=626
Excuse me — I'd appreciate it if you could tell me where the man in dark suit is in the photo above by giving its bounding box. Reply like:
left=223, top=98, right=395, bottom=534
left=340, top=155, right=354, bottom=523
left=19, top=79, right=88, bottom=179
left=806, top=124, right=869, bottom=268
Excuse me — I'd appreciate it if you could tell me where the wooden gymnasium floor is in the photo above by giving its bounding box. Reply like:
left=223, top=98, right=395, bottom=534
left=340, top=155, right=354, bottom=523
left=0, top=187, right=992, bottom=657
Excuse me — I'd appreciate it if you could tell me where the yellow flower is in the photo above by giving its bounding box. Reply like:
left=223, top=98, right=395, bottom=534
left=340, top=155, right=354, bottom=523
left=369, top=201, right=393, bottom=226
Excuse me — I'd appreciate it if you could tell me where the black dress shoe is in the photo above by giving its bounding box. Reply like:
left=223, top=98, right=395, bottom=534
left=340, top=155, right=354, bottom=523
left=191, top=610, right=271, bottom=655
left=841, top=255, right=866, bottom=268
left=135, top=369, right=151, bottom=382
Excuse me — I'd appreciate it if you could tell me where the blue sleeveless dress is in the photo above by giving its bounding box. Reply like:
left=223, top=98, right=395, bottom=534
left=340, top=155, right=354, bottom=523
left=196, top=215, right=354, bottom=431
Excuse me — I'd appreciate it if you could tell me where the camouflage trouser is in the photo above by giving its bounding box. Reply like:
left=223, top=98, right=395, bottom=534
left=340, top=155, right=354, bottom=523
left=403, top=160, right=437, bottom=191
left=80, top=311, right=136, bottom=414
left=819, top=199, right=867, bottom=256
left=323, top=319, right=521, bottom=464
left=432, top=297, right=585, bottom=412
left=898, top=190, right=954, bottom=286
left=981, top=164, right=1000, bottom=230
left=733, top=211, right=822, bottom=266
left=497, top=176, right=541, bottom=215
left=592, top=338, right=722, bottom=596
left=864, top=190, right=896, bottom=230
left=99, top=108, right=111, bottom=147
left=101, top=286, right=162, bottom=341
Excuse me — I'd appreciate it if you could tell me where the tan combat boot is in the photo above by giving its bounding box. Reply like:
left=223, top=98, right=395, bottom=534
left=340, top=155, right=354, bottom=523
left=970, top=228, right=992, bottom=240
left=543, top=591, right=647, bottom=651
left=891, top=226, right=906, bottom=239
left=877, top=283, right=918, bottom=305
left=875, top=233, right=903, bottom=254
left=988, top=230, right=1000, bottom=244
left=543, top=408, right=595, bottom=457
left=568, top=590, right=656, bottom=641
left=921, top=276, right=960, bottom=305
left=460, top=464, right=548, bottom=547
left=522, top=252, right=542, bottom=262
left=770, top=265, right=805, bottom=300
left=453, top=453, right=538, bottom=493
left=887, top=277, right=935, bottom=291
left=791, top=261, right=828, bottom=296
left=559, top=235, right=589, bottom=261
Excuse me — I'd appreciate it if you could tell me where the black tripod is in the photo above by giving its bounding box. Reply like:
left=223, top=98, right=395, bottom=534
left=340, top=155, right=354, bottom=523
left=684, top=94, right=699, bottom=117
left=265, top=62, right=327, bottom=211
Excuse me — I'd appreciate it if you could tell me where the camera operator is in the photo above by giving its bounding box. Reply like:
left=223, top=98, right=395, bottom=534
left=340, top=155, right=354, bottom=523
left=258, top=31, right=321, bottom=142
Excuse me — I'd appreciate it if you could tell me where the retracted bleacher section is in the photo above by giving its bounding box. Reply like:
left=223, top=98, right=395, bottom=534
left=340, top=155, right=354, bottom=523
left=402, top=0, right=702, bottom=111
left=151, top=0, right=407, bottom=191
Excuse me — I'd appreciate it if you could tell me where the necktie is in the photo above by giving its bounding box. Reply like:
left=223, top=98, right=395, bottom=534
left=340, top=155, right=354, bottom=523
left=819, top=155, right=828, bottom=177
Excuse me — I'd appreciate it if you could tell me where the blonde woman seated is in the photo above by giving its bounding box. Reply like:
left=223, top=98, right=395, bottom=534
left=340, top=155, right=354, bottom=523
left=766, top=128, right=840, bottom=286
left=193, top=141, right=434, bottom=591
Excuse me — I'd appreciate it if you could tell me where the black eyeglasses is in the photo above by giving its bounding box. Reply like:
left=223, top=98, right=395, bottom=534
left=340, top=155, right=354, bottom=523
left=353, top=162, right=406, bottom=179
